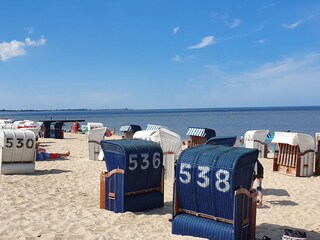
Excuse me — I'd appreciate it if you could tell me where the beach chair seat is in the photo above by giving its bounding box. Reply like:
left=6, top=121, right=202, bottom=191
left=244, top=130, right=269, bottom=158
left=172, top=145, right=258, bottom=240
left=0, top=129, right=36, bottom=174
left=186, top=127, right=216, bottom=147
left=100, top=139, right=164, bottom=213
left=272, top=132, right=315, bottom=177
left=88, top=127, right=106, bottom=160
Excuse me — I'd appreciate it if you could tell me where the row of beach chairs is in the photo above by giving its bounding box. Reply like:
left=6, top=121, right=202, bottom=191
left=1, top=125, right=320, bottom=239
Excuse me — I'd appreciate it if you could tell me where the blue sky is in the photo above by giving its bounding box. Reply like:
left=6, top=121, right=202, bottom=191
left=1, top=1, right=320, bottom=110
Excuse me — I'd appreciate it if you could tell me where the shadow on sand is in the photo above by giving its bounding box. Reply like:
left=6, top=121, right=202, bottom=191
left=34, top=169, right=72, bottom=175
left=263, top=188, right=290, bottom=197
left=256, top=223, right=320, bottom=239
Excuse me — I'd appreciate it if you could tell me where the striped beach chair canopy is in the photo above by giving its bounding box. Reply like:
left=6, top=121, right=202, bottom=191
left=186, top=127, right=216, bottom=138
left=119, top=124, right=142, bottom=133
left=271, top=132, right=314, bottom=152
left=146, top=124, right=168, bottom=131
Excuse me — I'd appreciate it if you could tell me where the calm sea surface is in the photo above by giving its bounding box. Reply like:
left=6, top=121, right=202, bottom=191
left=1, top=106, right=320, bottom=139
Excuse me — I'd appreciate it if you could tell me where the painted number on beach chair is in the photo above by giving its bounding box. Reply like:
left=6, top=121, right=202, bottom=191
left=128, top=152, right=161, bottom=171
left=179, top=163, right=230, bottom=192
left=5, top=138, right=34, bottom=149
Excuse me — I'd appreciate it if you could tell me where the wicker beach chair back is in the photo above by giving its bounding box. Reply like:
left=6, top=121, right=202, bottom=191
left=100, top=139, right=164, bottom=212
left=0, top=129, right=36, bottom=174
left=172, top=144, right=258, bottom=239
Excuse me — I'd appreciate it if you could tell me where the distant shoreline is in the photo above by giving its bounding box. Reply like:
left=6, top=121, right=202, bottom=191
left=1, top=105, right=320, bottom=113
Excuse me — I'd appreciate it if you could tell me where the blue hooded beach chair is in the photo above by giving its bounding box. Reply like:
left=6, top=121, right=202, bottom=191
left=172, top=144, right=258, bottom=240
left=100, top=139, right=164, bottom=213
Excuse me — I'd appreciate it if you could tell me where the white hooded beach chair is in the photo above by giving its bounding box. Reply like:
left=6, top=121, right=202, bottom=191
left=158, top=128, right=182, bottom=179
left=88, top=127, right=106, bottom=160
left=315, top=133, right=320, bottom=175
left=87, top=122, right=104, bottom=131
left=244, top=130, right=269, bottom=158
left=272, top=132, right=315, bottom=177
left=133, top=129, right=182, bottom=179
left=0, top=129, right=36, bottom=174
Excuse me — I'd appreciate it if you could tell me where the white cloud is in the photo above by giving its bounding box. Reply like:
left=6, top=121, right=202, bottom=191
left=180, top=53, right=320, bottom=107
left=188, top=36, right=215, bottom=49
left=282, top=20, right=303, bottom=29
left=257, top=39, right=266, bottom=44
left=171, top=54, right=181, bottom=62
left=173, top=27, right=180, bottom=35
left=0, top=36, right=46, bottom=61
left=227, top=18, right=241, bottom=29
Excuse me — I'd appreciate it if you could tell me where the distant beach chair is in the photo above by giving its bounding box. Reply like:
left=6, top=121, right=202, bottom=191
left=120, top=124, right=142, bottom=139
left=158, top=128, right=183, bottom=179
left=206, top=136, right=237, bottom=147
left=244, top=130, right=269, bottom=158
left=272, top=132, right=315, bottom=177
left=53, top=121, right=64, bottom=139
left=186, top=127, right=216, bottom=147
left=316, top=133, right=320, bottom=175
left=88, top=127, right=106, bottom=160
left=172, top=145, right=258, bottom=239
left=87, top=122, right=104, bottom=131
left=0, top=129, right=36, bottom=174
left=133, top=128, right=182, bottom=179
left=100, top=139, right=164, bottom=213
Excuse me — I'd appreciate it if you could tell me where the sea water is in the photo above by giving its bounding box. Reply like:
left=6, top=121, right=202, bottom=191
left=1, top=106, right=320, bottom=140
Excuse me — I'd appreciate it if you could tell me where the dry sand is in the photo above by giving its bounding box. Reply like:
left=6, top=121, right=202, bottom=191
left=0, top=132, right=319, bottom=239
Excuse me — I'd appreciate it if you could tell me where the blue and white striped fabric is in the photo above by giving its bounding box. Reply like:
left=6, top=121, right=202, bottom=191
left=120, top=125, right=132, bottom=132
left=186, top=127, right=206, bottom=137
left=146, top=124, right=163, bottom=130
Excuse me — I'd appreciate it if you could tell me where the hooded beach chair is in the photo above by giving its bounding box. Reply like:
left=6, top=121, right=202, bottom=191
left=100, top=139, right=164, bottom=213
left=88, top=127, right=107, bottom=160
left=172, top=145, right=258, bottom=240
left=272, top=132, right=315, bottom=177
left=120, top=124, right=142, bottom=139
left=133, top=128, right=183, bottom=179
left=316, top=133, right=320, bottom=175
left=87, top=122, right=104, bottom=131
left=0, top=129, right=36, bottom=174
left=158, top=128, right=183, bottom=179
left=186, top=127, right=216, bottom=147
left=53, top=121, right=64, bottom=139
left=244, top=130, right=269, bottom=158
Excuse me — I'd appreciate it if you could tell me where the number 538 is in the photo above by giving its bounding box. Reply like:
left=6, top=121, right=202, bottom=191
left=179, top=163, right=230, bottom=193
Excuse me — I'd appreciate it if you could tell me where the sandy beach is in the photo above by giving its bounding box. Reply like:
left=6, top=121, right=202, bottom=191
left=1, top=132, right=320, bottom=240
